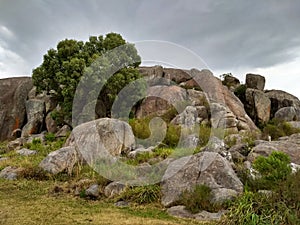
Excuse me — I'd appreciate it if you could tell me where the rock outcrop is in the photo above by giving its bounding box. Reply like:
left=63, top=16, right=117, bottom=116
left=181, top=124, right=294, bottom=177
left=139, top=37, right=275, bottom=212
left=248, top=133, right=300, bottom=164
left=245, top=73, right=266, bottom=91
left=161, top=151, right=243, bottom=207
left=265, top=90, right=300, bottom=118
left=0, top=77, right=33, bottom=141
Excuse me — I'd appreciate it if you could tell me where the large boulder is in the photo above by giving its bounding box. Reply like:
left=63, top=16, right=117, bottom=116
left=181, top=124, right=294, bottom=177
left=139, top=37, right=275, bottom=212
left=191, top=69, right=258, bottom=131
left=265, top=90, right=300, bottom=118
left=0, top=77, right=33, bottom=141
left=39, top=146, right=78, bottom=175
left=161, top=151, right=243, bottom=207
left=21, top=99, right=45, bottom=137
left=245, top=73, right=265, bottom=91
left=136, top=85, right=187, bottom=118
left=66, top=118, right=135, bottom=161
left=245, top=89, right=271, bottom=124
left=248, top=133, right=300, bottom=164
left=274, top=107, right=299, bottom=122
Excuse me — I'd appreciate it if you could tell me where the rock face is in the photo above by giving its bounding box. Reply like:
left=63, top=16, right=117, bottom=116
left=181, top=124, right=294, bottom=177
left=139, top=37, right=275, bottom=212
left=246, top=74, right=265, bottom=91
left=248, top=133, right=300, bottom=164
left=161, top=151, right=243, bottom=207
left=22, top=99, right=45, bottom=137
left=265, top=90, right=300, bottom=118
left=0, top=77, right=33, bottom=141
left=245, top=89, right=271, bottom=124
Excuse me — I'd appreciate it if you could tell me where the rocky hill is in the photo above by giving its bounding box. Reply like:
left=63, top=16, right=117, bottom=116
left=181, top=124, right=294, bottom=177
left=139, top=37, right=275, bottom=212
left=1, top=66, right=300, bottom=223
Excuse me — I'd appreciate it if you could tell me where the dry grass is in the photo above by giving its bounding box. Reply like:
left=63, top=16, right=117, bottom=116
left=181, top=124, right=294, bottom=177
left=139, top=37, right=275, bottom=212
left=0, top=179, right=208, bottom=225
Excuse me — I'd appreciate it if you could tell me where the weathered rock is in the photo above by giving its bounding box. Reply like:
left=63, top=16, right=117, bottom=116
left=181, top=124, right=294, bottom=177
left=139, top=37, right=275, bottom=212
left=245, top=89, right=271, bottom=124
left=171, top=106, right=199, bottom=127
left=114, top=201, right=129, bottom=207
left=136, top=85, right=187, bottom=118
left=0, top=166, right=24, bottom=180
left=163, top=68, right=192, bottom=84
left=66, top=118, right=135, bottom=164
left=287, top=121, right=300, bottom=129
left=161, top=151, right=243, bottom=207
left=39, top=146, right=78, bottom=175
left=245, top=74, right=266, bottom=91
left=167, top=205, right=225, bottom=221
left=45, top=113, right=58, bottom=133
left=222, top=74, right=240, bottom=92
left=16, top=148, right=37, bottom=156
left=265, top=90, right=300, bottom=118
left=248, top=133, right=300, bottom=164
left=104, top=181, right=126, bottom=198
left=0, top=77, right=33, bottom=141
left=191, top=69, right=258, bottom=131
left=55, top=125, right=71, bottom=138
left=167, top=205, right=194, bottom=219
left=194, top=210, right=226, bottom=221
left=21, top=99, right=45, bottom=137
left=7, top=138, right=24, bottom=151
left=85, top=184, right=100, bottom=198
left=274, top=107, right=299, bottom=121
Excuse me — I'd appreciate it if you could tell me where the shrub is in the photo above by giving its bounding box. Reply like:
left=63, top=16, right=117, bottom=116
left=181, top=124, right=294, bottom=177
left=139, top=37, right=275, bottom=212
left=221, top=171, right=300, bottom=225
left=45, top=133, right=56, bottom=142
left=117, top=184, right=161, bottom=204
left=234, top=84, right=246, bottom=104
left=261, top=118, right=300, bottom=140
left=252, top=151, right=291, bottom=189
left=178, top=184, right=220, bottom=213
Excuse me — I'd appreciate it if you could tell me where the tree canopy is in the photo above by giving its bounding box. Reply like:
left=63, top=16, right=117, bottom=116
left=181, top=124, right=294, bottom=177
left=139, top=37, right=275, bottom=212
left=32, top=33, right=142, bottom=125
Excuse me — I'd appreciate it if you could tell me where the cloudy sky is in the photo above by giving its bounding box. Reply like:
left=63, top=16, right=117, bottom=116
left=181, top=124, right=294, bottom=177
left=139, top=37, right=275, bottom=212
left=0, top=0, right=300, bottom=97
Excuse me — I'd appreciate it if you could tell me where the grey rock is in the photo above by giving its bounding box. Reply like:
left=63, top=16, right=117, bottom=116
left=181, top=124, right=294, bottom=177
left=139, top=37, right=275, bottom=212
left=55, top=125, right=71, bottom=138
left=22, top=99, right=45, bottom=137
left=161, top=151, right=243, bottom=207
left=0, top=77, right=33, bottom=141
left=265, top=90, right=300, bottom=118
left=0, top=166, right=24, bottom=180
left=45, top=113, right=58, bottom=133
left=194, top=210, right=226, bottom=221
left=66, top=118, right=135, bottom=160
left=287, top=121, right=300, bottom=129
left=167, top=205, right=193, bottom=219
left=16, top=148, right=37, bottom=156
left=274, top=107, right=299, bottom=121
left=245, top=73, right=266, bottom=91
left=245, top=88, right=271, bottom=124
left=114, top=201, right=129, bottom=207
left=104, top=181, right=126, bottom=198
left=39, top=146, right=78, bottom=175
left=248, top=133, right=300, bottom=164
left=7, top=138, right=24, bottom=151
left=85, top=184, right=100, bottom=198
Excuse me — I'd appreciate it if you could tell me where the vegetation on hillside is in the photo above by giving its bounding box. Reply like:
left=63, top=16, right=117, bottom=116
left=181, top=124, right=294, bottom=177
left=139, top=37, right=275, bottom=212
left=32, top=33, right=142, bottom=125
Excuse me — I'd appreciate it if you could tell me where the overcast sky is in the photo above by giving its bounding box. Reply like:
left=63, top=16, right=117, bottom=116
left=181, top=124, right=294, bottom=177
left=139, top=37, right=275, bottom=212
left=0, top=0, right=300, bottom=97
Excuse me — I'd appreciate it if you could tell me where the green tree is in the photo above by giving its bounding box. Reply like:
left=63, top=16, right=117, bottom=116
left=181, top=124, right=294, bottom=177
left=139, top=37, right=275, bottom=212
left=32, top=33, right=142, bottom=126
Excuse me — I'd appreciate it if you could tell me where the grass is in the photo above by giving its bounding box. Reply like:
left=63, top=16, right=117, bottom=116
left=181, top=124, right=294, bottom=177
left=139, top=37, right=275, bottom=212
left=0, top=179, right=206, bottom=225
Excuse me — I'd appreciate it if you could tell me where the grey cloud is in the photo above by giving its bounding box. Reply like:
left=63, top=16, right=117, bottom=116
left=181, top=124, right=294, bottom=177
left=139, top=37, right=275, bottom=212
left=0, top=0, right=300, bottom=76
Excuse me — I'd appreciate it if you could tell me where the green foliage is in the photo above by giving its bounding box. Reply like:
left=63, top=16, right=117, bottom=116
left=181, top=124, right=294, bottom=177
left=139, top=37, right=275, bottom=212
left=45, top=133, right=56, bottom=142
left=118, top=185, right=161, bottom=204
left=234, top=84, right=246, bottom=104
left=261, top=118, right=300, bottom=140
left=221, top=173, right=300, bottom=225
left=178, top=184, right=220, bottom=213
left=32, top=32, right=141, bottom=123
left=252, top=151, right=292, bottom=189
left=163, top=124, right=181, bottom=147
